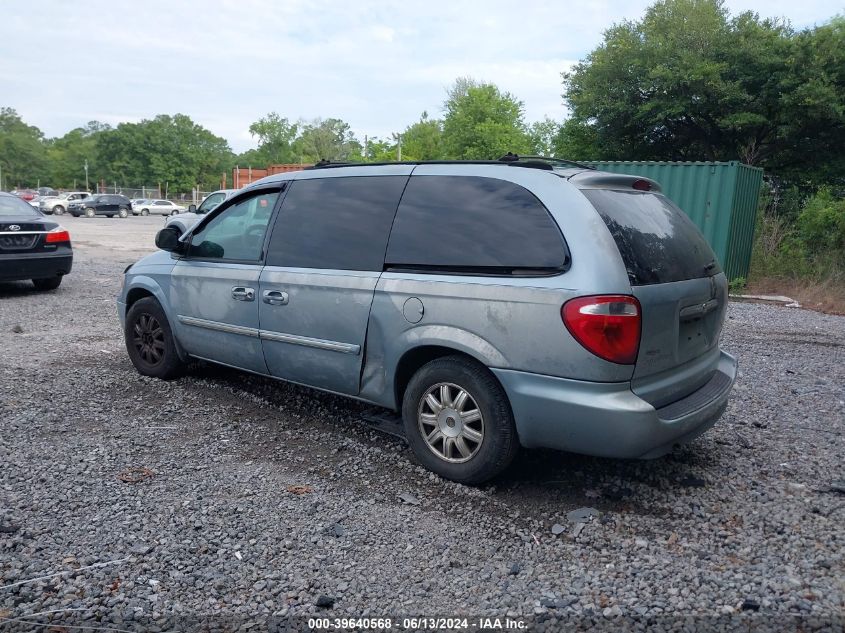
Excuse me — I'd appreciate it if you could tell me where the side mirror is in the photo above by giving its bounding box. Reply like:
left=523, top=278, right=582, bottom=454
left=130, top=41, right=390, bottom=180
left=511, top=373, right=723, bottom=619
left=155, top=226, right=183, bottom=252
left=188, top=204, right=197, bottom=213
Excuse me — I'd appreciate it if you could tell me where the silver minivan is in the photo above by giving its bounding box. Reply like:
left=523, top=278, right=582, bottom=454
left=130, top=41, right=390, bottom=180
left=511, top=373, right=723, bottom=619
left=117, top=158, right=737, bottom=483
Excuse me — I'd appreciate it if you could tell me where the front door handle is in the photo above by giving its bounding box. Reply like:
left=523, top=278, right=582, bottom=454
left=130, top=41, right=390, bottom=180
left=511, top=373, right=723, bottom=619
left=263, top=289, right=289, bottom=306
left=232, top=286, right=255, bottom=301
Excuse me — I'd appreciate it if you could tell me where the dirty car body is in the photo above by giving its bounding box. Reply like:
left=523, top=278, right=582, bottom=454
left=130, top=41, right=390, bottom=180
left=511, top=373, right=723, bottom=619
left=117, top=160, right=737, bottom=483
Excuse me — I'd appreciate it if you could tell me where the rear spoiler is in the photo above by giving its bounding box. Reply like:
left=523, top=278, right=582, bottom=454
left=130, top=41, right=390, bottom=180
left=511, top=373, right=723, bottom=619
left=568, top=171, right=662, bottom=193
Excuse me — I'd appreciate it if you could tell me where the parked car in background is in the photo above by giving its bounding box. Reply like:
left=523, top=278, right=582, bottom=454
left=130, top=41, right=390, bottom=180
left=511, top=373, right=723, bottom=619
left=119, top=159, right=736, bottom=484
left=14, top=189, right=37, bottom=202
left=37, top=187, right=58, bottom=197
left=165, top=189, right=237, bottom=234
left=39, top=191, right=92, bottom=215
left=131, top=199, right=150, bottom=213
left=0, top=191, right=72, bottom=290
left=68, top=194, right=131, bottom=218
left=133, top=199, right=186, bottom=216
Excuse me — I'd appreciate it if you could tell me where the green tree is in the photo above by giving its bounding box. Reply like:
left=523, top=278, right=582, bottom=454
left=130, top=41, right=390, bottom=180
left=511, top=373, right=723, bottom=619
left=293, top=118, right=361, bottom=162
left=0, top=107, right=47, bottom=189
left=401, top=112, right=444, bottom=160
left=552, top=119, right=602, bottom=160
left=96, top=114, right=233, bottom=192
left=46, top=121, right=110, bottom=189
left=774, top=16, right=845, bottom=186
left=362, top=137, right=398, bottom=162
left=238, top=112, right=299, bottom=166
left=562, top=0, right=845, bottom=185
left=441, top=78, right=533, bottom=159
left=527, top=117, right=560, bottom=156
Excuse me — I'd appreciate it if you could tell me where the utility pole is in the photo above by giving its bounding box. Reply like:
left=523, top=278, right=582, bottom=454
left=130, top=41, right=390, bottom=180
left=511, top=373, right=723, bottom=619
left=84, top=160, right=89, bottom=191
left=392, top=133, right=402, bottom=161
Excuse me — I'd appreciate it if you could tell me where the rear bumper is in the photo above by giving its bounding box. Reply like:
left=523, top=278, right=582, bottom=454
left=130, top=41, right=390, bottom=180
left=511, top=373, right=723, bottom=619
left=0, top=253, right=73, bottom=282
left=492, top=350, right=737, bottom=459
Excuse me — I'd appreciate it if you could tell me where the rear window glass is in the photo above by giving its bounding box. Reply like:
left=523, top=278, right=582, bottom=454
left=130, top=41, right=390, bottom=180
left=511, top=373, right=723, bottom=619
left=386, top=176, right=568, bottom=274
left=582, top=189, right=721, bottom=285
left=0, top=195, right=39, bottom=217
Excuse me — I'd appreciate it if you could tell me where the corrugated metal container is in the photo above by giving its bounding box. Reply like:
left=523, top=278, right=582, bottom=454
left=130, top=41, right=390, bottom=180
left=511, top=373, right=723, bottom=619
left=584, top=161, right=763, bottom=280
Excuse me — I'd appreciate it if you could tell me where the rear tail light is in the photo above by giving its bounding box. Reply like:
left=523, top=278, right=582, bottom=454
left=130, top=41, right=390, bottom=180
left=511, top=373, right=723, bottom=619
left=45, top=227, right=71, bottom=244
left=632, top=179, right=652, bottom=191
left=562, top=295, right=641, bottom=364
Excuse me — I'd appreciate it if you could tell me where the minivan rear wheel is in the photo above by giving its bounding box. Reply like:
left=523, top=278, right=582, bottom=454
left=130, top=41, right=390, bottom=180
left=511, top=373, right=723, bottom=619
left=124, top=297, right=185, bottom=380
left=402, top=356, right=518, bottom=484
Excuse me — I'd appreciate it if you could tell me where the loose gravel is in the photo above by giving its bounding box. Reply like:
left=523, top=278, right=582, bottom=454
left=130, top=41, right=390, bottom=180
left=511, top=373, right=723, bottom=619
left=1, top=216, right=843, bottom=631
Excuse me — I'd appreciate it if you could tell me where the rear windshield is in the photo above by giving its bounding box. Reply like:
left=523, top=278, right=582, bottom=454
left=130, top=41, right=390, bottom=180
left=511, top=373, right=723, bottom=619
left=0, top=195, right=39, bottom=217
left=582, top=189, right=720, bottom=286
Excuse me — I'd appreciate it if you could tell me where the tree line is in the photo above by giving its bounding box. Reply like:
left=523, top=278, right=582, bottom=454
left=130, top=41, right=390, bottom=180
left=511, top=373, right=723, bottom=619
left=0, top=78, right=557, bottom=195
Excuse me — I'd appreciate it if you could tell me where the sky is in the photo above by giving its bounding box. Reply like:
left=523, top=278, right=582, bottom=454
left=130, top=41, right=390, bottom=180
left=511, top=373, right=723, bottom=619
left=1, top=0, right=841, bottom=153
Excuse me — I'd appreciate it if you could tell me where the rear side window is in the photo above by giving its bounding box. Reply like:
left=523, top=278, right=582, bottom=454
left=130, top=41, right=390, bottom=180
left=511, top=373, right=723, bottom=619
left=266, top=176, right=408, bottom=271
left=386, top=176, right=568, bottom=274
left=582, top=189, right=721, bottom=285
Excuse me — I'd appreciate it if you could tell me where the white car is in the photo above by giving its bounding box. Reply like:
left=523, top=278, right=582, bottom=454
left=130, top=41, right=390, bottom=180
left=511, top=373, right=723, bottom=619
left=38, top=191, right=93, bottom=215
left=133, top=199, right=186, bottom=216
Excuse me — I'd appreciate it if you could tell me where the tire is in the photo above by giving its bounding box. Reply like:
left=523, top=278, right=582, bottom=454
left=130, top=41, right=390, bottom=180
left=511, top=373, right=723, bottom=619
left=118, top=208, right=128, bottom=218
left=32, top=276, right=62, bottom=291
left=84, top=207, right=96, bottom=218
left=53, top=205, right=65, bottom=216
left=402, top=355, right=519, bottom=484
left=170, top=210, right=178, bottom=216
left=141, top=208, right=150, bottom=216
left=124, top=297, right=185, bottom=380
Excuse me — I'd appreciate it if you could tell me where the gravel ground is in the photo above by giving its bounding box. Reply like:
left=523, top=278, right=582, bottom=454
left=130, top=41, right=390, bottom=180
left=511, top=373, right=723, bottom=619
left=1, top=216, right=843, bottom=631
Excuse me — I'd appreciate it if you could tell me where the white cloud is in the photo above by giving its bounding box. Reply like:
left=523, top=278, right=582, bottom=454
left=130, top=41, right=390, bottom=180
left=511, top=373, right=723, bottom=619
left=370, top=25, right=397, bottom=43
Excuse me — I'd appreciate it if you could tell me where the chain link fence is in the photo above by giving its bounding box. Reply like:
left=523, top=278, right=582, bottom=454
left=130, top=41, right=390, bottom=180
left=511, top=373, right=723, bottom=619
left=94, top=185, right=216, bottom=204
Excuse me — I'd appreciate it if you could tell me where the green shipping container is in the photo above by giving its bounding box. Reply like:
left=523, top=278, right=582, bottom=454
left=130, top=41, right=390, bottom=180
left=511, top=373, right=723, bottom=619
left=584, top=161, right=763, bottom=281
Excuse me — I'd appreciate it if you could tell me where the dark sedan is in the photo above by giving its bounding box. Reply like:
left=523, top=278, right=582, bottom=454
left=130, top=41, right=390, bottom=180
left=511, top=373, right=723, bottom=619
left=0, top=192, right=72, bottom=290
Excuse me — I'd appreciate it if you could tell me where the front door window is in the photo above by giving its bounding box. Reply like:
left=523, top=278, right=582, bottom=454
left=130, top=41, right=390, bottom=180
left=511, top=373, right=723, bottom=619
left=188, top=190, right=280, bottom=262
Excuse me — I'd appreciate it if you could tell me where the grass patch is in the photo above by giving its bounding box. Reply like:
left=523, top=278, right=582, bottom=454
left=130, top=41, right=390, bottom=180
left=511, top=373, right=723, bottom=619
left=746, top=184, right=845, bottom=314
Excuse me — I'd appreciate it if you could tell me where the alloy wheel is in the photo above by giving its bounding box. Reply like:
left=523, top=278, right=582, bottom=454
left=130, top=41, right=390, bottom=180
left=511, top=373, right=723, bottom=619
left=418, top=382, right=484, bottom=463
left=132, top=313, right=165, bottom=366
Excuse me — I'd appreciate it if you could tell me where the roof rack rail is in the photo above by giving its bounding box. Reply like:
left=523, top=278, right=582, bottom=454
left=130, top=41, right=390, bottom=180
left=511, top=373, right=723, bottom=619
left=498, top=154, right=596, bottom=170
left=309, top=159, right=355, bottom=169
left=306, top=157, right=596, bottom=171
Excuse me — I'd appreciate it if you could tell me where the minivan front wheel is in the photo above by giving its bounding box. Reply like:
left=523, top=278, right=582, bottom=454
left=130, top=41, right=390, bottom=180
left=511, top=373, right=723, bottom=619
left=124, top=297, right=185, bottom=380
left=402, top=356, right=518, bottom=484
